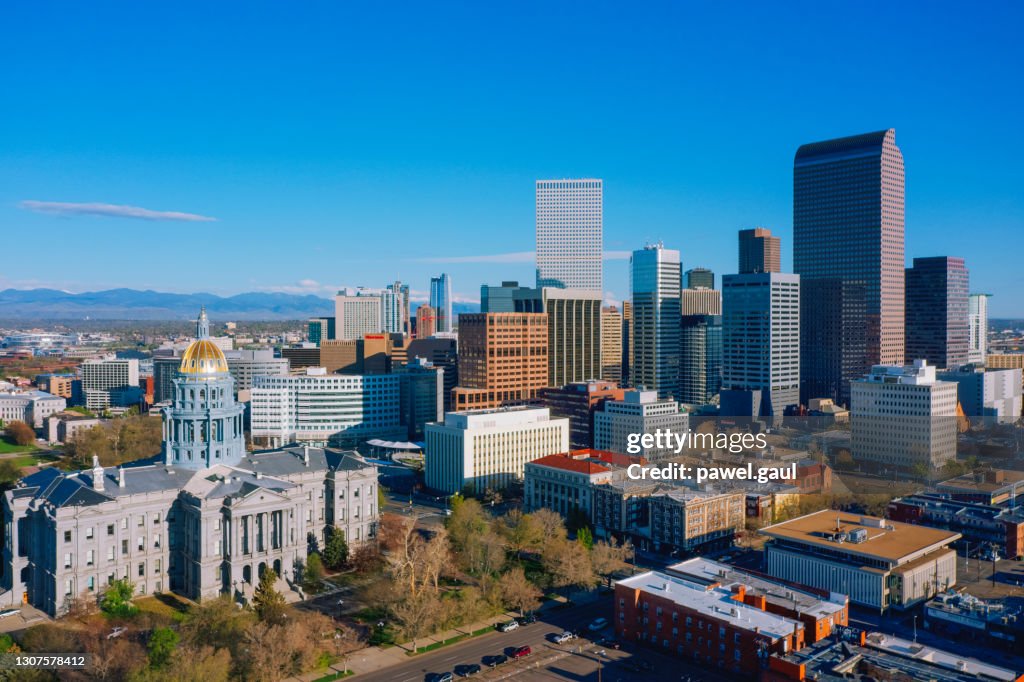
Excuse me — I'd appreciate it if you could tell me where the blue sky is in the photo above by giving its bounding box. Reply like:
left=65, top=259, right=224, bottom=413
left=2, top=2, right=1022, bottom=314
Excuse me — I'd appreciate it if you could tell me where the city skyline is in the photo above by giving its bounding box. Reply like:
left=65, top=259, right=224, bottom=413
left=1, top=3, right=1022, bottom=316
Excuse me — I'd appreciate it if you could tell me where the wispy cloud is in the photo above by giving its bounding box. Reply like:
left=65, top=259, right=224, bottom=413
left=414, top=250, right=633, bottom=264
left=19, top=200, right=217, bottom=222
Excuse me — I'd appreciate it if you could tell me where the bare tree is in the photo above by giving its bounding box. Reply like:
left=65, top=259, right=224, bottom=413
left=498, top=566, right=542, bottom=615
left=591, top=539, right=632, bottom=587
left=392, top=590, right=442, bottom=652
left=542, top=537, right=598, bottom=596
left=499, top=509, right=542, bottom=555
left=529, top=508, right=567, bottom=549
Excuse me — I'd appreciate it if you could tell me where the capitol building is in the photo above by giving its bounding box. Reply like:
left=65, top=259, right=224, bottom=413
left=1, top=310, right=379, bottom=616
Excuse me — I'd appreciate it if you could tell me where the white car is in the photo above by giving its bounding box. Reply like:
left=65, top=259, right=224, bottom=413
left=107, top=627, right=126, bottom=639
left=497, top=620, right=519, bottom=633
left=587, top=618, right=608, bottom=632
left=553, top=631, right=575, bottom=644
left=0, top=609, right=20, bottom=619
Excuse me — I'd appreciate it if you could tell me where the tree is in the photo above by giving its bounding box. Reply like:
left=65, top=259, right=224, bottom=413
left=392, top=591, right=442, bottom=652
left=156, top=644, right=232, bottom=682
left=591, top=539, right=632, bottom=587
left=3, top=420, right=34, bottom=446
left=180, top=595, right=254, bottom=661
left=322, top=529, right=349, bottom=570
left=252, top=568, right=287, bottom=625
left=498, top=509, right=541, bottom=555
left=0, top=460, right=22, bottom=488
left=445, top=496, right=489, bottom=553
left=100, top=578, right=138, bottom=617
left=529, top=508, right=568, bottom=549
left=147, top=626, right=180, bottom=669
left=498, top=566, right=542, bottom=615
left=542, top=537, right=598, bottom=595
left=304, top=552, right=325, bottom=591
left=576, top=526, right=594, bottom=550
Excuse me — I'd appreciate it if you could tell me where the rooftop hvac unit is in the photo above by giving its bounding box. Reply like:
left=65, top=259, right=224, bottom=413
left=849, top=528, right=868, bottom=543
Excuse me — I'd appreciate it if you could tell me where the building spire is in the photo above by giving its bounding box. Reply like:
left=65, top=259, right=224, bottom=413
left=196, top=306, right=210, bottom=339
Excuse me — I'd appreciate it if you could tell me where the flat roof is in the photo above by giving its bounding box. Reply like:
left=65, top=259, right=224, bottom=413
left=759, top=509, right=960, bottom=565
left=937, top=469, right=1024, bottom=494
left=667, top=558, right=846, bottom=620
left=616, top=570, right=804, bottom=641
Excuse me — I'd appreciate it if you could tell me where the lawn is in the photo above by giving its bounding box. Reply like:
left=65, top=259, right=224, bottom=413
left=135, top=593, right=192, bottom=623
left=0, top=440, right=37, bottom=455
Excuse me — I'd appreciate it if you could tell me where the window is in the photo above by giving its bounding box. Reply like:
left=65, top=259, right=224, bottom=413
left=63, top=553, right=72, bottom=569
left=214, top=540, right=222, bottom=557
left=155, top=559, right=162, bottom=575
left=64, top=579, right=72, bottom=596
left=154, top=513, right=161, bottom=525
left=107, top=524, right=115, bottom=536
left=153, top=534, right=161, bottom=549
left=107, top=547, right=114, bottom=562
left=85, top=527, right=94, bottom=540
left=138, top=516, right=145, bottom=527
left=86, top=550, right=94, bottom=566
left=138, top=562, right=145, bottom=577
left=122, top=539, right=128, bottom=555
left=64, top=530, right=72, bottom=543
left=121, top=519, right=128, bottom=530
left=214, top=518, right=221, bottom=531
left=138, top=537, right=145, bottom=551
left=87, top=576, right=95, bottom=592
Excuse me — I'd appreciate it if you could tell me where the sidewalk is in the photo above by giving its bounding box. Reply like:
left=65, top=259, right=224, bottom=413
left=284, top=588, right=604, bottom=680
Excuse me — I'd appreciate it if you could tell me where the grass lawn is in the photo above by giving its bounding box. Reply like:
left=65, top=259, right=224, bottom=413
left=135, top=593, right=192, bottom=623
left=0, top=440, right=37, bottom=455
left=312, top=671, right=354, bottom=682
left=407, top=625, right=494, bottom=656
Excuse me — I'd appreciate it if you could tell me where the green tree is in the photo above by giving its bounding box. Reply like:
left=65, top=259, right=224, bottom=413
left=0, top=460, right=22, bottom=488
left=3, top=420, right=35, bottom=446
left=147, top=626, right=180, bottom=669
left=576, top=526, right=594, bottom=550
left=253, top=568, right=286, bottom=625
left=323, top=529, right=349, bottom=570
left=100, top=578, right=138, bottom=617
left=304, top=553, right=324, bottom=591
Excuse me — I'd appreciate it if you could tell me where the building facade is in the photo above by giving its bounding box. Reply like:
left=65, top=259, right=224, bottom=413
left=537, top=380, right=625, bottom=449
left=415, top=305, right=436, bottom=338
left=424, top=406, right=568, bottom=494
left=679, top=314, right=722, bottom=406
left=760, top=510, right=959, bottom=612
left=524, top=450, right=643, bottom=520
left=429, top=274, right=453, bottom=334
left=905, top=256, right=969, bottom=369
left=631, top=244, right=681, bottom=399
left=535, top=178, right=603, bottom=291
left=594, top=391, right=688, bottom=461
left=738, top=227, right=781, bottom=274
left=680, top=288, right=722, bottom=316
left=720, top=273, right=800, bottom=418
left=250, top=368, right=403, bottom=448
left=452, top=313, right=549, bottom=411
left=684, top=268, right=714, bottom=290
left=968, top=293, right=991, bottom=364
left=600, top=306, right=623, bottom=384
left=2, top=310, right=379, bottom=616
left=648, top=490, right=745, bottom=552
left=850, top=360, right=958, bottom=471
left=81, top=357, right=141, bottom=410
left=938, top=366, right=1022, bottom=423
left=334, top=288, right=384, bottom=341
left=394, top=357, right=444, bottom=440
left=225, top=349, right=289, bottom=394
left=794, top=129, right=905, bottom=405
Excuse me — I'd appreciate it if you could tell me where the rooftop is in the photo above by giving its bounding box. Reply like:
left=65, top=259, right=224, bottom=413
left=937, top=469, right=1024, bottom=494
left=667, top=558, right=846, bottom=620
left=760, top=509, right=960, bottom=564
left=616, top=570, right=804, bottom=641
left=528, top=449, right=646, bottom=475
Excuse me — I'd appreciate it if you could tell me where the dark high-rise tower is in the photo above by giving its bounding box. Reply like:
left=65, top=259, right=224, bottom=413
left=738, top=228, right=781, bottom=274
left=794, top=129, right=905, bottom=405
left=684, top=267, right=715, bottom=289
left=905, top=257, right=969, bottom=369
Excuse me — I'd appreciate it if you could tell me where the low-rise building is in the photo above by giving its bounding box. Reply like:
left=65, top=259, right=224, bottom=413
left=524, top=449, right=644, bottom=519
left=666, top=558, right=848, bottom=644
left=760, top=510, right=961, bottom=611
left=924, top=591, right=1024, bottom=648
left=615, top=570, right=806, bottom=677
left=424, top=406, right=568, bottom=494
left=648, top=489, right=745, bottom=552
left=537, top=380, right=625, bottom=449
left=46, top=412, right=104, bottom=444
left=887, top=493, right=1024, bottom=560
left=938, top=366, right=1023, bottom=424
left=0, top=390, right=67, bottom=429
left=937, top=469, right=1024, bottom=506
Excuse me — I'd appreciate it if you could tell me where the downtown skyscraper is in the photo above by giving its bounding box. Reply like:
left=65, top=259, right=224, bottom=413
left=905, top=257, right=969, bottom=369
left=535, top=179, right=603, bottom=291
left=794, top=129, right=905, bottom=406
left=630, top=243, right=680, bottom=399
left=429, top=273, right=453, bottom=333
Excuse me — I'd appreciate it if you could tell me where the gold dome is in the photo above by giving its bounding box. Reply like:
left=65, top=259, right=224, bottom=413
left=179, top=339, right=229, bottom=377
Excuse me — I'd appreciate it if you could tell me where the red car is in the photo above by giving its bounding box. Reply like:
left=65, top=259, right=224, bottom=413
left=512, top=645, right=532, bottom=659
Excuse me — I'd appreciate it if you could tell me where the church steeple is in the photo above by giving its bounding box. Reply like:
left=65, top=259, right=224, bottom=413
left=196, top=306, right=210, bottom=339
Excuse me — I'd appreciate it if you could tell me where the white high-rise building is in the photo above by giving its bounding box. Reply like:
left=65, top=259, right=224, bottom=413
left=851, top=360, right=958, bottom=471
left=631, top=244, right=681, bottom=399
left=425, top=406, right=569, bottom=494
left=80, top=358, right=141, bottom=410
left=334, top=288, right=384, bottom=340
left=536, top=179, right=603, bottom=291
left=968, top=293, right=991, bottom=365
left=721, top=272, right=800, bottom=418
left=250, top=368, right=403, bottom=448
left=594, top=390, right=688, bottom=461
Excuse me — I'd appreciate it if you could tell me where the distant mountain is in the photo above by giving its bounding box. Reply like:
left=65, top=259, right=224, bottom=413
left=0, top=288, right=480, bottom=321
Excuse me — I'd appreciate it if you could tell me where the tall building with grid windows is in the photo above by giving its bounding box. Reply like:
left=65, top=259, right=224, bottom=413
left=794, top=129, right=905, bottom=405
left=630, top=244, right=681, bottom=399
left=905, top=256, right=969, bottom=369
left=536, top=179, right=603, bottom=291
left=968, top=293, right=991, bottom=364
left=429, top=273, right=453, bottom=333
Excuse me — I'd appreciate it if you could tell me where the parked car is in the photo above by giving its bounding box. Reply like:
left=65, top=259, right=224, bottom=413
left=454, top=663, right=481, bottom=677
left=587, top=617, right=609, bottom=632
left=497, top=620, right=519, bottom=633
left=553, top=630, right=575, bottom=644
left=512, top=645, right=532, bottom=659
left=425, top=674, right=453, bottom=682
left=485, top=654, right=508, bottom=668
left=516, top=613, right=537, bottom=625
left=0, top=609, right=20, bottom=619
left=107, top=626, right=126, bottom=639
